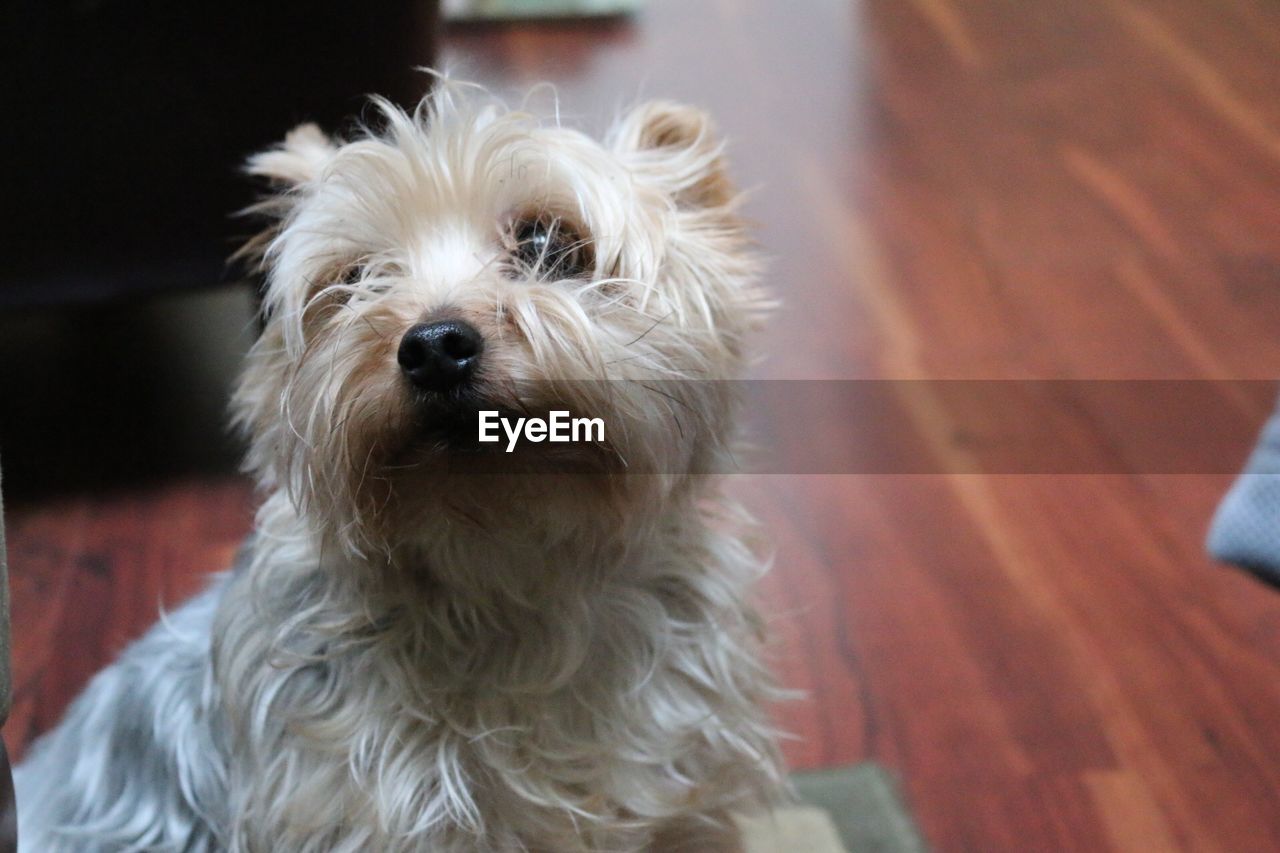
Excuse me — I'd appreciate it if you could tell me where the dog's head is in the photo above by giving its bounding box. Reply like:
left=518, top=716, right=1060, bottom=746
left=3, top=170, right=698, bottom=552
left=234, top=84, right=767, bottom=556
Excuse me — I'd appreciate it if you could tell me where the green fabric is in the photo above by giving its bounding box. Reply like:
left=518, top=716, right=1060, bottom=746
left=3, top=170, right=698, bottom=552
left=792, top=763, right=929, bottom=853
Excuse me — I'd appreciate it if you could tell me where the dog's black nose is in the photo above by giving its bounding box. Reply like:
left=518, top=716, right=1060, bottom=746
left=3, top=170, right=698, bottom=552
left=398, top=320, right=483, bottom=392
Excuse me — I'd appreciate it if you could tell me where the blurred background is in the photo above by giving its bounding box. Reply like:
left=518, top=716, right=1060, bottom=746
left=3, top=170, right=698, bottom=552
left=4, top=1, right=1280, bottom=850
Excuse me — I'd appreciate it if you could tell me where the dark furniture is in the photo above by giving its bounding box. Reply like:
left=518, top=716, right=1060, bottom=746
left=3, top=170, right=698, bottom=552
left=1, top=0, right=440, bottom=308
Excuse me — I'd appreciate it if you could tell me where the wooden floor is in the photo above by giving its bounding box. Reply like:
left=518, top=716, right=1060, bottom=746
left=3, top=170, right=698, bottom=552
left=7, top=1, right=1280, bottom=849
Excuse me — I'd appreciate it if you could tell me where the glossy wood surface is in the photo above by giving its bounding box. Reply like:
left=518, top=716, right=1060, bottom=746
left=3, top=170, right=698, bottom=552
left=7, top=2, right=1280, bottom=849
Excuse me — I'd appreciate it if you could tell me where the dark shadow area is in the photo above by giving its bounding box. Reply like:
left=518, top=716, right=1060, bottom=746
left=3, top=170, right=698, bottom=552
left=0, top=287, right=258, bottom=503
left=1, top=0, right=439, bottom=309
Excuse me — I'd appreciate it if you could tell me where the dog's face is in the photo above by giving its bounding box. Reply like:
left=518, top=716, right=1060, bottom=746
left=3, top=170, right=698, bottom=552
left=234, top=89, right=766, bottom=555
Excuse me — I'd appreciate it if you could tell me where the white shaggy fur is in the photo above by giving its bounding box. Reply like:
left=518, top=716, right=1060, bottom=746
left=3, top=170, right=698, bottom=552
left=16, top=81, right=785, bottom=852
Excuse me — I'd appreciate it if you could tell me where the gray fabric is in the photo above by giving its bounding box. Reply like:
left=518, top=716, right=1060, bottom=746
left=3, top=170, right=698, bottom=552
left=1208, top=398, right=1280, bottom=587
left=791, top=763, right=928, bottom=853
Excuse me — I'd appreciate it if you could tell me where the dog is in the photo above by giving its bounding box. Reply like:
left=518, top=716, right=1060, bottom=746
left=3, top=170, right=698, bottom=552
left=15, top=81, right=786, bottom=852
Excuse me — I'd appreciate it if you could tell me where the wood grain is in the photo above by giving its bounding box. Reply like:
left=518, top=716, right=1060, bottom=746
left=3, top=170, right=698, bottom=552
left=6, top=1, right=1280, bottom=850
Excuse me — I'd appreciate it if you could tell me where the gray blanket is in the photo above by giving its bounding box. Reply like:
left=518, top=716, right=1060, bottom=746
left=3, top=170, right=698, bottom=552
left=1208, top=399, right=1280, bottom=588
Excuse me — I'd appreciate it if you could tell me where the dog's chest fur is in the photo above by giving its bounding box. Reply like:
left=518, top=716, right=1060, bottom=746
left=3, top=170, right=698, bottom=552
left=208, top=502, right=777, bottom=852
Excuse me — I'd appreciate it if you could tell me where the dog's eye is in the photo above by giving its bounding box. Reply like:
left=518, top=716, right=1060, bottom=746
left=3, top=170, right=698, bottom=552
left=338, top=263, right=364, bottom=286
left=509, top=217, right=590, bottom=280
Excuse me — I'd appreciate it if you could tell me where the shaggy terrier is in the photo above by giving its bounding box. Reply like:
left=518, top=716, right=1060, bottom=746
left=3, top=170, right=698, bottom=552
left=16, top=82, right=786, bottom=852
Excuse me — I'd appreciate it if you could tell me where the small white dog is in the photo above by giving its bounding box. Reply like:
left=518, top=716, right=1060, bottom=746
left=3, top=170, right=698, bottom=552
left=16, top=81, right=786, bottom=852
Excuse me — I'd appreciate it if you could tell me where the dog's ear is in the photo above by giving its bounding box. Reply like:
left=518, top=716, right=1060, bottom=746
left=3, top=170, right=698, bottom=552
left=246, top=123, right=337, bottom=187
left=238, top=124, right=337, bottom=270
left=611, top=101, right=734, bottom=209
